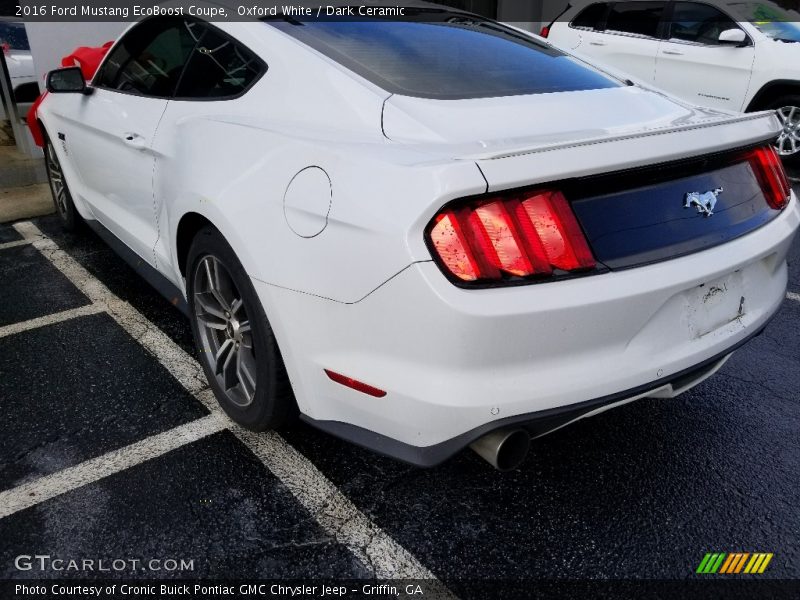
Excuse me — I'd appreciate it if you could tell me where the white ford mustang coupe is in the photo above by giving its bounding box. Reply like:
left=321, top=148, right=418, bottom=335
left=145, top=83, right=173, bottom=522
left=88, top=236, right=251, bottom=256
left=34, top=2, right=799, bottom=470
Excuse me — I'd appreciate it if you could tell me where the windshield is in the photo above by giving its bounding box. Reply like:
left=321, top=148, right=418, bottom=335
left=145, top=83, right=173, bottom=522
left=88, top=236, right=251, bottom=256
left=0, top=22, right=30, bottom=51
left=268, top=14, right=620, bottom=100
left=728, top=2, right=800, bottom=42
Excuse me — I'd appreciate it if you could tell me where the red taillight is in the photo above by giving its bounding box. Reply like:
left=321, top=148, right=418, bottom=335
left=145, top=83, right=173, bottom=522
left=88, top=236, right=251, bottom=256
left=540, top=26, right=550, bottom=38
left=747, top=145, right=791, bottom=210
left=324, top=369, right=386, bottom=398
left=428, top=190, right=596, bottom=284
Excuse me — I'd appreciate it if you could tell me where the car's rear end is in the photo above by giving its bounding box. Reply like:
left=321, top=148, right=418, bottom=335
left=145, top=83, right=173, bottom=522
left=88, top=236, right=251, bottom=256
left=260, top=10, right=799, bottom=468
left=277, top=124, right=797, bottom=468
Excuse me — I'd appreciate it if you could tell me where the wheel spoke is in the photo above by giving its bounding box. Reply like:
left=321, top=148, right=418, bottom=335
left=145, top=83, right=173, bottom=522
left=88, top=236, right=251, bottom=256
left=221, top=343, right=239, bottom=390
left=197, top=311, right=227, bottom=330
left=214, top=338, right=234, bottom=375
left=203, top=257, right=232, bottom=312
left=195, top=291, right=226, bottom=320
left=230, top=298, right=244, bottom=316
left=236, top=350, right=256, bottom=401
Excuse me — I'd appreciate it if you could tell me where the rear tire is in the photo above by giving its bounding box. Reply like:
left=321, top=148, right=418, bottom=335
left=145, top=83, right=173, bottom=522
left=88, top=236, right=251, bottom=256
left=43, top=134, right=81, bottom=231
left=186, top=226, right=297, bottom=431
left=767, top=96, right=800, bottom=168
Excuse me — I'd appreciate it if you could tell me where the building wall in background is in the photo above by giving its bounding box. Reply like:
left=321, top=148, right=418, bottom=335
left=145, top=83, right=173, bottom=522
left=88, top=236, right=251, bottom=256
left=25, top=22, right=127, bottom=86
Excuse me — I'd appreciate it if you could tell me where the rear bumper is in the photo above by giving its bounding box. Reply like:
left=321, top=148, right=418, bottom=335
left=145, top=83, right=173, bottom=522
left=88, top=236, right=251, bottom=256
left=255, top=194, right=799, bottom=465
left=301, top=346, right=743, bottom=467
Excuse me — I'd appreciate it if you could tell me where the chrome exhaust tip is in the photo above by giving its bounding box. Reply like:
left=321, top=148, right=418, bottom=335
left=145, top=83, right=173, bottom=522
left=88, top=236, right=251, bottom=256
left=469, top=428, right=530, bottom=471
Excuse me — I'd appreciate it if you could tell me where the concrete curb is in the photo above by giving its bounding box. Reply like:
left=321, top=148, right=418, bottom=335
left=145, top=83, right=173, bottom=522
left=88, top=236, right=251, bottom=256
left=0, top=144, right=47, bottom=187
left=0, top=184, right=54, bottom=223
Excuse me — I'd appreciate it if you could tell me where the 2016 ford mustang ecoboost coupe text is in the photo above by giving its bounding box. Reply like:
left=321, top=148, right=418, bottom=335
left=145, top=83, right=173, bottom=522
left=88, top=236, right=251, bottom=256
left=34, top=2, right=798, bottom=470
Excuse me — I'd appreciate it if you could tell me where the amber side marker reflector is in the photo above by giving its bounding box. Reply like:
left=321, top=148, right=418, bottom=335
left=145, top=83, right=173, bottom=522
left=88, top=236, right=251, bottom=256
left=324, top=369, right=387, bottom=398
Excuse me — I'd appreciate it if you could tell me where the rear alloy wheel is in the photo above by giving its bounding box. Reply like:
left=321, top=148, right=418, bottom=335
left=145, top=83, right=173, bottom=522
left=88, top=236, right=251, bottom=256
left=769, top=98, right=800, bottom=167
left=194, top=255, right=258, bottom=407
left=44, top=137, right=80, bottom=230
left=187, top=226, right=296, bottom=430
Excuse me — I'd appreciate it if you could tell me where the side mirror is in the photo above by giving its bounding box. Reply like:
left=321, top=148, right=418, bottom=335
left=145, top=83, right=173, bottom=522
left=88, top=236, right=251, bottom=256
left=718, top=28, right=747, bottom=45
left=46, top=67, right=92, bottom=94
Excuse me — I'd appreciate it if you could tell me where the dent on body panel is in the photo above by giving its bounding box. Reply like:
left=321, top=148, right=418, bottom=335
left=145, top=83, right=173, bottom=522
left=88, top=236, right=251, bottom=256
left=154, top=114, right=282, bottom=282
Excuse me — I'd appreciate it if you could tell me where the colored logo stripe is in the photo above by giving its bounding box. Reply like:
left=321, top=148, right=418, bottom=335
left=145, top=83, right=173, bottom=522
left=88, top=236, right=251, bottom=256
left=719, top=553, right=737, bottom=574
left=697, top=553, right=773, bottom=574
left=744, top=553, right=774, bottom=574
left=697, top=553, right=726, bottom=573
left=720, top=553, right=749, bottom=574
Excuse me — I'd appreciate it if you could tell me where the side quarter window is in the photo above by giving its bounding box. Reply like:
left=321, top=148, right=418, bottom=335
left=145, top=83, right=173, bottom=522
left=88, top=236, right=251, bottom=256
left=95, top=17, right=204, bottom=97
left=571, top=3, right=610, bottom=30
left=174, top=27, right=265, bottom=99
left=668, top=2, right=743, bottom=45
left=605, top=1, right=667, bottom=38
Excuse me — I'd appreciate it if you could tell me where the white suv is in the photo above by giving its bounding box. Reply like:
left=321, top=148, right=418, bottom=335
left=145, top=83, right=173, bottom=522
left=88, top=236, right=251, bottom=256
left=0, top=18, right=37, bottom=109
left=546, top=0, right=800, bottom=164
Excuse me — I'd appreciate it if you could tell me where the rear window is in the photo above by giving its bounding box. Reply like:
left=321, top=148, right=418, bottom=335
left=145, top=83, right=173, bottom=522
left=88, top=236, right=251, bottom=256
left=268, top=17, right=620, bottom=100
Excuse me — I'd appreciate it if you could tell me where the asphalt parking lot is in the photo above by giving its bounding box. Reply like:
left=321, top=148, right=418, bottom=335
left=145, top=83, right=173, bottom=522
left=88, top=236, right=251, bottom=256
left=0, top=185, right=799, bottom=597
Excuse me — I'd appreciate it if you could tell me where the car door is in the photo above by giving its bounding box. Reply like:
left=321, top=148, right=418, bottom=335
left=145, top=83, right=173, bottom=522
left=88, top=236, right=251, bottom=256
left=63, top=17, right=201, bottom=265
left=581, top=1, right=667, bottom=83
left=655, top=1, right=755, bottom=111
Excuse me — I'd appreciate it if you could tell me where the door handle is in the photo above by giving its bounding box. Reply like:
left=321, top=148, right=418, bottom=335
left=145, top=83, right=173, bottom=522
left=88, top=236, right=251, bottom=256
left=589, top=41, right=607, bottom=46
left=662, top=49, right=684, bottom=55
left=122, top=132, right=147, bottom=150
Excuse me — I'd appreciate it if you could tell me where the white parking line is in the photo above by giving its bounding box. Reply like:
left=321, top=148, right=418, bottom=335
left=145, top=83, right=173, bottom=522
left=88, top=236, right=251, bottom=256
left=237, top=428, right=438, bottom=579
left=0, top=304, right=104, bottom=339
left=788, top=292, right=800, bottom=304
left=0, top=239, right=33, bottom=251
left=10, top=221, right=448, bottom=586
left=0, top=414, right=227, bottom=519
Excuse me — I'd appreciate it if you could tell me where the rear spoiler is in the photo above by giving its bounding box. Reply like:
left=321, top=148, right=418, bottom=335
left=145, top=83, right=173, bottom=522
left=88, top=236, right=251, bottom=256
left=459, top=111, right=780, bottom=162
left=469, top=110, right=781, bottom=193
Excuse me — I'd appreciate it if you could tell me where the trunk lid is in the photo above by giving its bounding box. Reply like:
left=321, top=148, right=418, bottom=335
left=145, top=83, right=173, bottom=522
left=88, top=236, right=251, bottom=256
left=383, top=86, right=729, bottom=150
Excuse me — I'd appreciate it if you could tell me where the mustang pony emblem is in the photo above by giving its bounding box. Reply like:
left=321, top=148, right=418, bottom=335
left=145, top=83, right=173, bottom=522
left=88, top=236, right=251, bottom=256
left=685, top=187, right=723, bottom=217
